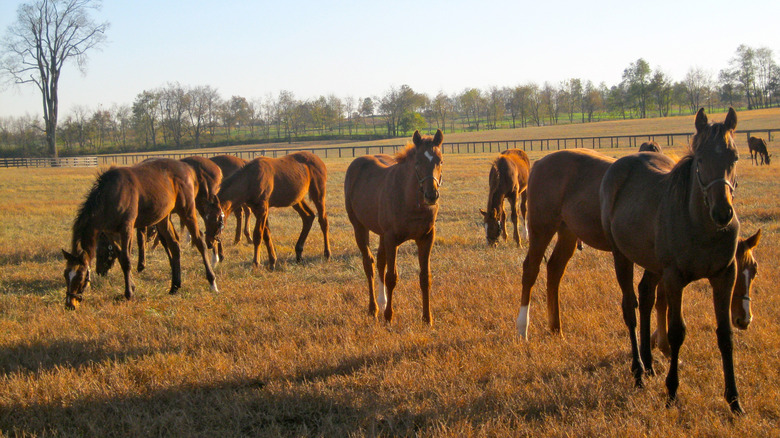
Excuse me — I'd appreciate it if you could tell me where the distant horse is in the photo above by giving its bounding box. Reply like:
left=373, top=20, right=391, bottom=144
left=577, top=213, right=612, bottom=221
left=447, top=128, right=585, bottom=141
left=209, top=155, right=253, bottom=249
left=63, top=158, right=217, bottom=310
left=479, top=148, right=530, bottom=246
left=747, top=136, right=771, bottom=165
left=516, top=149, right=616, bottom=339
left=600, top=108, right=744, bottom=413
left=639, top=141, right=662, bottom=153
left=345, top=130, right=444, bottom=325
left=95, top=156, right=223, bottom=274
left=205, top=151, right=330, bottom=270
left=653, top=230, right=761, bottom=357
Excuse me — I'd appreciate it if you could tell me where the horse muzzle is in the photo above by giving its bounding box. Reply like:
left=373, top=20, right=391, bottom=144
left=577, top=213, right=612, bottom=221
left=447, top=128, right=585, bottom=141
left=710, top=204, right=734, bottom=228
left=733, top=315, right=751, bottom=330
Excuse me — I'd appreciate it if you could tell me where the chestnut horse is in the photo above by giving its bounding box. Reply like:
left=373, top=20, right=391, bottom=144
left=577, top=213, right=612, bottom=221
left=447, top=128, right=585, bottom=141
left=209, top=155, right=253, bottom=248
left=205, top=151, right=330, bottom=270
left=747, top=136, right=771, bottom=165
left=94, top=156, right=223, bottom=274
left=479, top=148, right=530, bottom=246
left=345, top=130, right=443, bottom=325
left=639, top=141, right=662, bottom=153
left=63, top=158, right=217, bottom=310
left=600, top=108, right=744, bottom=413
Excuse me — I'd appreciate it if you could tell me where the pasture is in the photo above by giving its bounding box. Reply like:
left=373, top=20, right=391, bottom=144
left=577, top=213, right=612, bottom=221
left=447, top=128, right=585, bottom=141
left=0, top=130, right=779, bottom=435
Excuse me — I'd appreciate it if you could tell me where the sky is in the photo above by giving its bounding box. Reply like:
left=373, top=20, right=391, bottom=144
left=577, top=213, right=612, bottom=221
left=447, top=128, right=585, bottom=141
left=0, top=0, right=778, bottom=118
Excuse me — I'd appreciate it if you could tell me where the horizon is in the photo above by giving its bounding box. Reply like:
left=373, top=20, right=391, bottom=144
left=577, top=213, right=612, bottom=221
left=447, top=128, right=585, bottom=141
left=1, top=0, right=778, bottom=119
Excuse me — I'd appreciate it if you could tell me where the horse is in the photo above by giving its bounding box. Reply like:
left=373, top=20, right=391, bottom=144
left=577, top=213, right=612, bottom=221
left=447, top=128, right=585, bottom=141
left=516, top=148, right=616, bottom=339
left=344, top=130, right=443, bottom=325
left=62, top=158, right=218, bottom=310
left=639, top=141, right=662, bottom=153
left=209, top=155, right=253, bottom=249
left=747, top=136, right=771, bottom=165
left=600, top=108, right=743, bottom=413
left=479, top=148, right=530, bottom=246
left=652, top=229, right=761, bottom=357
left=94, top=156, right=223, bottom=274
left=205, top=151, right=330, bottom=270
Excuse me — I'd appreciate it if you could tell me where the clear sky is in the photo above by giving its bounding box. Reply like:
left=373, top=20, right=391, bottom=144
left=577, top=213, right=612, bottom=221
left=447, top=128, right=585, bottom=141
left=0, top=0, right=778, bottom=118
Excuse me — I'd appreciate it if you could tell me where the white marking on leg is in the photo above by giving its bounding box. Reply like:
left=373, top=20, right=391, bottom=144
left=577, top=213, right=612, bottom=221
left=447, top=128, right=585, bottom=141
left=212, top=250, right=220, bottom=267
left=516, top=305, right=530, bottom=339
left=211, top=281, right=219, bottom=293
left=424, top=150, right=434, bottom=162
left=376, top=278, right=387, bottom=312
left=521, top=219, right=529, bottom=241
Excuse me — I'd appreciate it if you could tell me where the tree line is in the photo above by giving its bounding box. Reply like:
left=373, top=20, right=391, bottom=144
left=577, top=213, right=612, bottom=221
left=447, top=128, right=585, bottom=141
left=1, top=44, right=778, bottom=158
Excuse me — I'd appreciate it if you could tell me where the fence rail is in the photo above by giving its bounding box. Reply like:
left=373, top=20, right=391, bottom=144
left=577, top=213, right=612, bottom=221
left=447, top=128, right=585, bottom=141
left=0, top=156, right=98, bottom=168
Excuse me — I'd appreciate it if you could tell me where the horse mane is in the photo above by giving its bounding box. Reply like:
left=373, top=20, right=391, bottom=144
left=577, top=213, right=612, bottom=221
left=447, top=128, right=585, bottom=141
left=71, top=169, right=112, bottom=254
left=394, top=143, right=417, bottom=163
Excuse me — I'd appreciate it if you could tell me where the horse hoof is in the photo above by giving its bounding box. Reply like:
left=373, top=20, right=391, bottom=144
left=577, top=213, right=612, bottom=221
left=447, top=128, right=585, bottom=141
left=169, top=286, right=180, bottom=295
left=137, top=264, right=145, bottom=273
left=645, top=366, right=656, bottom=377
left=729, top=400, right=745, bottom=415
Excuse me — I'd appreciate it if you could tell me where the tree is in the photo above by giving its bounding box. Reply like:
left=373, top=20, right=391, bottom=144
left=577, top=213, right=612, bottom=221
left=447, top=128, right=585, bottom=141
left=649, top=70, right=673, bottom=117
left=682, top=67, right=712, bottom=114
left=188, top=85, right=220, bottom=146
left=1, top=0, right=108, bottom=157
left=622, top=58, right=652, bottom=118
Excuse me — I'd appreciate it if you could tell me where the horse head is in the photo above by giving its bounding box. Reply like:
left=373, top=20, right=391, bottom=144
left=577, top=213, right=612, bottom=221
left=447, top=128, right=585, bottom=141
left=692, top=107, right=739, bottom=228
left=412, top=129, right=444, bottom=205
left=732, top=229, right=761, bottom=330
left=204, top=194, right=225, bottom=250
left=62, top=249, right=92, bottom=310
left=479, top=207, right=502, bottom=246
left=95, top=232, right=118, bottom=276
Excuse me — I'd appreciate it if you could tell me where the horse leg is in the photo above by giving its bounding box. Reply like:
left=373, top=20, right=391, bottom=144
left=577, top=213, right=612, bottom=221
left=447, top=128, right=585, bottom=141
left=545, top=225, right=578, bottom=335
left=416, top=230, right=435, bottom=325
left=652, top=282, right=672, bottom=357
left=517, top=221, right=558, bottom=339
left=613, top=250, right=644, bottom=387
left=500, top=208, right=508, bottom=242
left=233, top=206, right=243, bottom=244
left=242, top=205, right=253, bottom=242
left=637, top=270, right=660, bottom=376
left=376, top=236, right=388, bottom=314
left=352, top=222, right=377, bottom=317
left=310, top=193, right=331, bottom=260
left=118, top=226, right=135, bottom=300
left=181, top=209, right=217, bottom=293
left=261, top=216, right=277, bottom=270
left=250, top=203, right=268, bottom=269
left=136, top=228, right=147, bottom=272
left=519, top=189, right=528, bottom=242
left=292, top=201, right=315, bottom=263
left=382, top=235, right=400, bottom=323
left=709, top=263, right=743, bottom=414
left=663, top=268, right=687, bottom=408
left=156, top=217, right=182, bottom=294
left=508, top=192, right=520, bottom=247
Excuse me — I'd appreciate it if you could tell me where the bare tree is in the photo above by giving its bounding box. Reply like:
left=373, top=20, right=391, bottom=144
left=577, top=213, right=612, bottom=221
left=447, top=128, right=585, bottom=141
left=188, top=85, right=219, bottom=146
left=1, top=0, right=108, bottom=157
left=682, top=67, right=712, bottom=114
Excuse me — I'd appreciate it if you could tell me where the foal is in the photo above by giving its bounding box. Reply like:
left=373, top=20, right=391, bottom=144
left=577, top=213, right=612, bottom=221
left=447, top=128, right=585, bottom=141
left=480, top=148, right=530, bottom=246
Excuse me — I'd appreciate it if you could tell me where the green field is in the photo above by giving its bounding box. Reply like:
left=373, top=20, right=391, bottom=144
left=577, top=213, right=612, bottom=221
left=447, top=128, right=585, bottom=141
left=0, top=111, right=778, bottom=436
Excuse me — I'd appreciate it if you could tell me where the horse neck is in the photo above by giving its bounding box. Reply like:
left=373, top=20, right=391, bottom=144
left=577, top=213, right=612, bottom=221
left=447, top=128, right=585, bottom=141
left=683, top=160, right=723, bottom=236
left=395, top=158, right=425, bottom=209
left=218, top=175, right=247, bottom=213
left=487, top=167, right=504, bottom=213
left=71, top=220, right=97, bottom=263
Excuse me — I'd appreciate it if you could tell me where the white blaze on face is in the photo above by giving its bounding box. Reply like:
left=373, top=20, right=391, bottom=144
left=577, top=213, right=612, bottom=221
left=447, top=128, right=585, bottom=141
left=516, top=305, right=530, bottom=339
left=742, top=268, right=751, bottom=318
left=424, top=150, right=434, bottom=162
left=376, top=277, right=387, bottom=312
left=68, top=269, right=77, bottom=286
left=484, top=223, right=489, bottom=241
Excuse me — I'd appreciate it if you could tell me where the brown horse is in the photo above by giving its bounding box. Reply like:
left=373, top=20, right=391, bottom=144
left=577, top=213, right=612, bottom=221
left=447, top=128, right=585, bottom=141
left=747, top=136, right=771, bottom=165
left=600, top=108, right=743, bottom=413
left=205, top=151, right=330, bottom=270
left=653, top=230, right=761, bottom=356
left=479, top=148, right=530, bottom=246
left=209, top=155, right=253, bottom=248
left=95, top=156, right=223, bottom=274
left=345, top=130, right=443, bottom=325
left=639, top=141, right=662, bottom=153
left=63, top=158, right=217, bottom=310
left=516, top=149, right=616, bottom=339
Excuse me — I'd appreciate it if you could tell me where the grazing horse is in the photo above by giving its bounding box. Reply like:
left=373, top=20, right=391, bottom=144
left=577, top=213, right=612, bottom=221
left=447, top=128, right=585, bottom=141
left=747, top=136, right=771, bottom=165
left=479, top=148, right=530, bottom=246
left=653, top=230, right=762, bottom=357
left=205, top=151, right=331, bottom=270
left=209, top=155, right=253, bottom=248
left=516, top=149, right=616, bottom=339
left=345, top=130, right=444, bottom=325
left=639, top=141, right=662, bottom=153
left=95, top=156, right=223, bottom=274
left=600, top=108, right=743, bottom=413
left=62, top=158, right=217, bottom=310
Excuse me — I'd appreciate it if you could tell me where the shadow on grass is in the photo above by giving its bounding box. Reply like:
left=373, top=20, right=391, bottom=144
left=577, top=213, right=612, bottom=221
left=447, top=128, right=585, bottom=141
left=0, top=277, right=61, bottom=296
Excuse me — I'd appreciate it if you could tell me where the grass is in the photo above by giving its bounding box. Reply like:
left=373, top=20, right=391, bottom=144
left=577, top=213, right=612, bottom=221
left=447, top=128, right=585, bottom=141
left=0, top=113, right=778, bottom=436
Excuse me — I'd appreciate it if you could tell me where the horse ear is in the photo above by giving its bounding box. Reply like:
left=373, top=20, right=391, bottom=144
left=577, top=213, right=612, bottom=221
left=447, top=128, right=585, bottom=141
left=724, top=107, right=737, bottom=131
left=433, top=129, right=444, bottom=146
left=62, top=249, right=78, bottom=263
left=479, top=208, right=488, bottom=218
left=695, top=108, right=708, bottom=133
left=745, top=229, right=761, bottom=250
left=413, top=130, right=422, bottom=147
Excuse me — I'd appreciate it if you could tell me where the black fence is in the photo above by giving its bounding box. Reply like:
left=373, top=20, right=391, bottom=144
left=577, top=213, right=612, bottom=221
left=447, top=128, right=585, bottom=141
left=0, top=156, right=98, bottom=168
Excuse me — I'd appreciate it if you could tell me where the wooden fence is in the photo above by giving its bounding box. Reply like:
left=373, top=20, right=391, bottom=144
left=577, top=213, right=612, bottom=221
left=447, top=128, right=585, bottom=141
left=0, top=156, right=98, bottom=168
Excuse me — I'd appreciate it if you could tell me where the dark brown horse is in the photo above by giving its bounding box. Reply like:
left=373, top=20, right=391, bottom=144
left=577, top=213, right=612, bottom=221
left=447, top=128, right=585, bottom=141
left=210, top=155, right=253, bottom=247
left=639, top=141, right=662, bottom=153
left=747, top=136, right=771, bottom=165
left=345, top=130, right=443, bottom=325
left=479, top=148, right=530, bottom=246
left=516, top=149, right=616, bottom=339
left=600, top=108, right=743, bottom=413
left=63, top=158, right=217, bottom=309
left=95, top=156, right=223, bottom=274
left=205, top=151, right=330, bottom=270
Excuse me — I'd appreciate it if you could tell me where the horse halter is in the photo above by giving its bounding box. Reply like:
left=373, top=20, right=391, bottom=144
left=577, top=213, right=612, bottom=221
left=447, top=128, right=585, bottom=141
left=695, top=160, right=737, bottom=208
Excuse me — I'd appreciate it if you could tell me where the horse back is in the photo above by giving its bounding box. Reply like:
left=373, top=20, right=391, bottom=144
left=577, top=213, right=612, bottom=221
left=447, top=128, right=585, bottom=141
left=182, top=156, right=223, bottom=199
left=210, top=155, right=247, bottom=179
left=131, top=158, right=198, bottom=227
left=748, top=136, right=768, bottom=155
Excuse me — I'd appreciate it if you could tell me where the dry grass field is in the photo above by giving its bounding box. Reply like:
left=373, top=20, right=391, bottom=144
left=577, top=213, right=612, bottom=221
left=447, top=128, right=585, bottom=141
left=0, top=112, right=778, bottom=436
